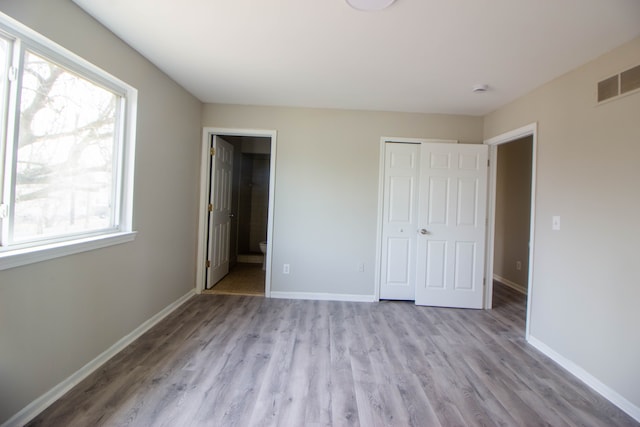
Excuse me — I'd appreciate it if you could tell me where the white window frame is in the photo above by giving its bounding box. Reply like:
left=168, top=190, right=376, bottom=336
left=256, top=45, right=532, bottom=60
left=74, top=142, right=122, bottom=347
left=0, top=12, right=137, bottom=271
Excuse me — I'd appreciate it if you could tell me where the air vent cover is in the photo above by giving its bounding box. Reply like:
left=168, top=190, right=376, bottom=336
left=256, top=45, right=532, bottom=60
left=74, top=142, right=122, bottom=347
left=621, top=64, right=640, bottom=95
left=597, top=75, right=619, bottom=102
left=598, top=64, right=640, bottom=103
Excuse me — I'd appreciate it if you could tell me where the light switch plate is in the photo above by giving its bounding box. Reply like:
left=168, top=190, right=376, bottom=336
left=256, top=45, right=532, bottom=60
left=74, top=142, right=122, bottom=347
left=552, top=216, right=561, bottom=231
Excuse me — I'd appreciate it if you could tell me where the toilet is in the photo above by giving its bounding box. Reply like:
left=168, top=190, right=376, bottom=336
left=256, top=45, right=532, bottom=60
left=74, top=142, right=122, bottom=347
left=259, top=241, right=267, bottom=270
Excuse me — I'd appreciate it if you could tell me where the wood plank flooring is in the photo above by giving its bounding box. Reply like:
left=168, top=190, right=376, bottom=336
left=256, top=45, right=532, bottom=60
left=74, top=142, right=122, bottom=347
left=28, top=283, right=637, bottom=426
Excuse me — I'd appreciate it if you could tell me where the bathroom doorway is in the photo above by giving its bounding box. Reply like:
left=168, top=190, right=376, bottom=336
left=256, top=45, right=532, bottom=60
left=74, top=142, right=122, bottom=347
left=196, top=128, right=277, bottom=296
left=224, top=135, right=271, bottom=287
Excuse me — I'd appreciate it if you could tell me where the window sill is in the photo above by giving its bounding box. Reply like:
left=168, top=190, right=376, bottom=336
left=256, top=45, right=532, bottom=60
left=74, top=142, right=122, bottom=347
left=0, top=231, right=137, bottom=271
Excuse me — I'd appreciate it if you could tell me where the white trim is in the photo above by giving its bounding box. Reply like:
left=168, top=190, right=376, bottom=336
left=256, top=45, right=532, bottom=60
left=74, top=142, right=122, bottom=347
left=483, top=122, right=537, bottom=341
left=493, top=274, right=527, bottom=295
left=484, top=123, right=537, bottom=146
left=119, top=89, right=137, bottom=233
left=379, top=136, right=457, bottom=145
left=528, top=336, right=640, bottom=422
left=0, top=12, right=133, bottom=96
left=196, top=128, right=277, bottom=297
left=374, top=139, right=386, bottom=301
left=380, top=136, right=457, bottom=145
left=195, top=130, right=211, bottom=294
left=271, top=291, right=376, bottom=303
left=1, top=290, right=195, bottom=427
left=375, top=137, right=457, bottom=301
left=0, top=231, right=136, bottom=270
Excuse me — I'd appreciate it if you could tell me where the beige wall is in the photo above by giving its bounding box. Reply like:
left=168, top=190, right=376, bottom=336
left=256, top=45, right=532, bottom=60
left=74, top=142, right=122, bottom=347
left=0, top=0, right=202, bottom=423
left=203, top=105, right=483, bottom=296
left=1, top=0, right=637, bottom=421
left=485, top=36, right=640, bottom=409
left=493, top=136, right=532, bottom=290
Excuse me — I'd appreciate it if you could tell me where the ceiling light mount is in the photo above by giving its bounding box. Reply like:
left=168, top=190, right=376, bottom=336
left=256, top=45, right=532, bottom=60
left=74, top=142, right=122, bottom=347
left=346, top=0, right=396, bottom=11
left=472, top=84, right=489, bottom=93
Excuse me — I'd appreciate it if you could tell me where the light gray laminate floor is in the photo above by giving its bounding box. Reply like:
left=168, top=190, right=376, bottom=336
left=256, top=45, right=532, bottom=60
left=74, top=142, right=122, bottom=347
left=28, top=283, right=637, bottom=426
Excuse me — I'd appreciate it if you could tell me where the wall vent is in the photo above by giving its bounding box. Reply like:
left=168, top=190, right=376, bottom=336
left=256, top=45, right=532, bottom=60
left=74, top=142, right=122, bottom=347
left=620, top=64, right=640, bottom=94
left=597, top=64, right=640, bottom=103
left=597, top=75, right=618, bottom=102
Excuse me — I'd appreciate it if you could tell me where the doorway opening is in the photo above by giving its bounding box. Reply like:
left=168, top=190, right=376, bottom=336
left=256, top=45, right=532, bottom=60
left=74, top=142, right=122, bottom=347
left=484, top=123, right=537, bottom=339
left=216, top=135, right=270, bottom=295
left=196, top=128, right=277, bottom=297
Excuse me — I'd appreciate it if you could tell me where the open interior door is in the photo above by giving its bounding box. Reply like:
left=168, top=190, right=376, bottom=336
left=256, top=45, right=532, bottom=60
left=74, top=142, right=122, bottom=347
left=415, top=143, right=488, bottom=308
left=205, top=136, right=233, bottom=289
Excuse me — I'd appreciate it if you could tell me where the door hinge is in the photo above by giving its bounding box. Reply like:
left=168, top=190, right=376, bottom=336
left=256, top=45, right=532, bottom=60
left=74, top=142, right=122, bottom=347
left=487, top=159, right=490, bottom=167
left=210, top=147, right=216, bottom=156
left=0, top=203, right=8, bottom=219
left=206, top=260, right=211, bottom=268
left=208, top=203, right=213, bottom=212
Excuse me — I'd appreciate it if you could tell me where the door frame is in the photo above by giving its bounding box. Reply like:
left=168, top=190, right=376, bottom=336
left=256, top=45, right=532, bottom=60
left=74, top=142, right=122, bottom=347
left=484, top=122, right=537, bottom=339
left=196, top=127, right=277, bottom=296
left=375, top=137, right=457, bottom=301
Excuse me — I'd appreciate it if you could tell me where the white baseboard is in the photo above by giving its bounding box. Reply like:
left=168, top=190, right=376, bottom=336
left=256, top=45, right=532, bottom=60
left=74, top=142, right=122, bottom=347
left=528, top=335, right=640, bottom=422
left=2, top=290, right=195, bottom=427
left=493, top=274, right=527, bottom=295
left=270, top=291, right=376, bottom=303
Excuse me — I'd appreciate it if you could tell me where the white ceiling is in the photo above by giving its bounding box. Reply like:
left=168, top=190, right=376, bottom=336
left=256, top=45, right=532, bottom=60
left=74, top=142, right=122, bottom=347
left=72, top=0, right=640, bottom=116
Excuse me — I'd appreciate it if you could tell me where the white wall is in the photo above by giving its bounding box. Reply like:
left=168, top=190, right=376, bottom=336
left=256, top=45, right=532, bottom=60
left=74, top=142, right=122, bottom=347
left=203, top=105, right=483, bottom=297
left=485, top=36, right=640, bottom=411
left=0, top=0, right=202, bottom=423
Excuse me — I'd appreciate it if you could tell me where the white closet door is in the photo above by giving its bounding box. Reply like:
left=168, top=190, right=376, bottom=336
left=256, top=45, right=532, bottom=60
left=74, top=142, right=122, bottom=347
left=379, top=143, right=419, bottom=300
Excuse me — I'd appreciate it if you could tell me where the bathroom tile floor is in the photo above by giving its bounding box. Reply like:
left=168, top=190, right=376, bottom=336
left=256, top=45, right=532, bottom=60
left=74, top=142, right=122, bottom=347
left=203, top=262, right=265, bottom=296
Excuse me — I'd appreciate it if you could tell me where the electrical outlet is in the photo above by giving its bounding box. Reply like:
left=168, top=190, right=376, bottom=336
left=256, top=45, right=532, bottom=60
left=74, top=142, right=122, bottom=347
left=283, top=264, right=290, bottom=274
left=516, top=261, right=522, bottom=271
left=358, top=263, right=365, bottom=272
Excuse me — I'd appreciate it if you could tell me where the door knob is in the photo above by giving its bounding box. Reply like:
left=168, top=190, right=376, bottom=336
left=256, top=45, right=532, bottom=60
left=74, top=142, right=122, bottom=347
left=419, top=228, right=428, bottom=235
left=229, top=213, right=236, bottom=218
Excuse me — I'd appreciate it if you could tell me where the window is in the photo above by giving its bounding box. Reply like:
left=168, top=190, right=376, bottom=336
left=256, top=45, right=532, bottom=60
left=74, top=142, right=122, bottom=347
left=0, top=14, right=137, bottom=270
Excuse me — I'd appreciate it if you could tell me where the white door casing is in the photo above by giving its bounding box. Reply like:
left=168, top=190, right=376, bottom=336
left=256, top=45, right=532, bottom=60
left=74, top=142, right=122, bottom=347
left=484, top=122, right=537, bottom=337
left=379, top=142, right=420, bottom=300
left=206, top=136, right=233, bottom=288
left=415, top=143, right=488, bottom=309
left=196, top=128, right=277, bottom=296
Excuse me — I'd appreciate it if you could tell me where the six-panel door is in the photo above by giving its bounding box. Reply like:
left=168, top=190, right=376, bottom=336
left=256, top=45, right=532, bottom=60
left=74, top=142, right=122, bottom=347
left=206, top=136, right=234, bottom=289
left=379, top=143, right=420, bottom=300
left=414, top=143, right=488, bottom=308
